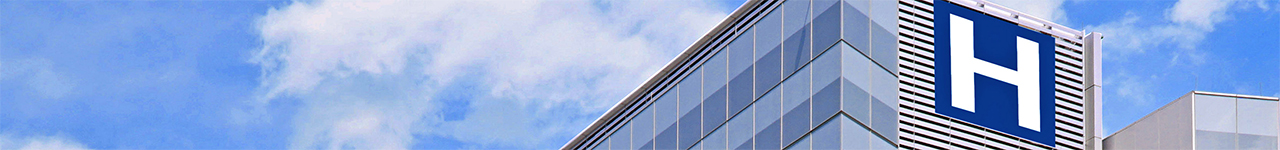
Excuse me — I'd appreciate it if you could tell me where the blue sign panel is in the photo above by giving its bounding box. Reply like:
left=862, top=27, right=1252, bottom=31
left=934, top=0, right=1057, bottom=146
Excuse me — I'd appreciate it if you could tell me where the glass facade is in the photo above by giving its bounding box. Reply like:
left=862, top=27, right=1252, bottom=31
left=591, top=0, right=898, bottom=149
left=1104, top=92, right=1280, bottom=150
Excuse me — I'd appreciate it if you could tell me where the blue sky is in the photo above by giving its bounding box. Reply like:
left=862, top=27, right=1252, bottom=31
left=1, top=0, right=1276, bottom=149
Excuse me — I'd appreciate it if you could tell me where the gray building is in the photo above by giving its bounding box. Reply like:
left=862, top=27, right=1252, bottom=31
left=562, top=0, right=1103, bottom=149
left=1103, top=91, right=1279, bottom=150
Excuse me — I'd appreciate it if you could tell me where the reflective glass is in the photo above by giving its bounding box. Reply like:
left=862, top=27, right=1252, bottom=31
left=809, top=113, right=841, bottom=150
left=782, top=0, right=812, bottom=78
left=869, top=0, right=898, bottom=73
left=1196, top=130, right=1236, bottom=150
left=1239, top=133, right=1278, bottom=150
left=727, top=27, right=755, bottom=116
left=869, top=67, right=897, bottom=143
left=841, top=0, right=871, bottom=52
left=726, top=102, right=754, bottom=150
left=840, top=115, right=870, bottom=150
left=677, top=68, right=702, bottom=149
left=811, top=45, right=842, bottom=129
left=703, top=52, right=728, bottom=137
left=756, top=7, right=784, bottom=99
left=840, top=42, right=872, bottom=121
left=812, top=0, right=841, bottom=57
left=610, top=123, right=632, bottom=150
left=754, top=88, right=783, bottom=150
left=785, top=133, right=812, bottom=150
left=781, top=63, right=811, bottom=143
left=653, top=90, right=677, bottom=149
left=1195, top=94, right=1237, bottom=132
left=696, top=124, right=726, bottom=150
left=1237, top=98, right=1278, bottom=136
left=632, top=99, right=654, bottom=150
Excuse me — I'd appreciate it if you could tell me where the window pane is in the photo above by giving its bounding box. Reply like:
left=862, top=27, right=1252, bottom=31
left=812, top=44, right=842, bottom=129
left=1195, top=94, right=1237, bottom=132
left=1237, top=98, right=1278, bottom=136
left=781, top=63, right=811, bottom=143
left=869, top=0, right=897, bottom=73
left=696, top=123, right=726, bottom=150
left=726, top=101, right=754, bottom=150
left=842, top=0, right=871, bottom=52
left=654, top=90, right=678, bottom=149
left=704, top=52, right=728, bottom=137
left=1239, top=133, right=1278, bottom=150
left=610, top=123, right=632, bottom=150
left=756, top=7, right=784, bottom=99
left=1196, top=130, right=1236, bottom=150
left=728, top=27, right=754, bottom=78
left=841, top=115, right=870, bottom=150
left=812, top=0, right=841, bottom=55
left=810, top=113, right=841, bottom=150
left=677, top=68, right=703, bottom=149
left=841, top=42, right=872, bottom=121
left=727, top=27, right=755, bottom=117
left=633, top=99, right=655, bottom=150
left=754, top=88, right=783, bottom=150
left=782, top=0, right=812, bottom=78
left=869, top=66, right=897, bottom=143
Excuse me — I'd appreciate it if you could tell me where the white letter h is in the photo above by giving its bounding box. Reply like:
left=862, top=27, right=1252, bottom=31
left=949, top=14, right=1042, bottom=131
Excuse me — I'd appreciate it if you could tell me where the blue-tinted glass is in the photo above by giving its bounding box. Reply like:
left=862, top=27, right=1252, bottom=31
left=703, top=52, right=728, bottom=137
left=725, top=102, right=754, bottom=150
left=633, top=100, right=655, bottom=150
left=783, top=0, right=811, bottom=37
left=812, top=0, right=841, bottom=57
left=786, top=134, right=811, bottom=150
left=594, top=136, right=610, bottom=150
left=810, top=113, right=841, bottom=150
left=728, top=27, right=754, bottom=77
left=840, top=115, right=870, bottom=150
left=840, top=42, right=872, bottom=121
left=842, top=0, right=871, bottom=52
left=753, top=89, right=783, bottom=150
left=782, top=0, right=814, bottom=76
left=869, top=62, right=897, bottom=144
left=782, top=25, right=811, bottom=77
left=610, top=123, right=632, bottom=150
left=677, top=68, right=703, bottom=149
left=727, top=27, right=755, bottom=117
left=756, top=8, right=784, bottom=99
left=654, top=90, right=677, bottom=149
left=781, top=63, right=811, bottom=143
left=869, top=89, right=897, bottom=144
left=1238, top=134, right=1278, bottom=150
left=1196, top=130, right=1236, bottom=150
left=870, top=130, right=897, bottom=150
left=756, top=47, right=783, bottom=99
left=869, top=0, right=897, bottom=74
left=696, top=122, right=726, bottom=150
left=811, top=45, right=842, bottom=130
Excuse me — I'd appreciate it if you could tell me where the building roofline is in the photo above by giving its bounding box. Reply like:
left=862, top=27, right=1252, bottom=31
left=561, top=0, right=763, bottom=149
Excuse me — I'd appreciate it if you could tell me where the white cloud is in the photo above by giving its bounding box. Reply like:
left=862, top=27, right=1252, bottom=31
left=251, top=0, right=727, bottom=149
left=2, top=57, right=75, bottom=99
left=0, top=134, right=90, bottom=150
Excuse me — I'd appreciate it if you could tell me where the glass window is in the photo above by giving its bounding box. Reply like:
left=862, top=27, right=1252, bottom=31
left=1195, top=94, right=1237, bottom=132
left=869, top=66, right=897, bottom=142
left=842, top=0, right=871, bottom=52
left=677, top=68, right=703, bottom=149
left=1195, top=130, right=1236, bottom=150
left=654, top=90, right=678, bottom=149
left=808, top=113, right=840, bottom=150
left=696, top=124, right=726, bottom=150
left=840, top=115, right=870, bottom=150
left=756, top=8, right=784, bottom=100
left=633, top=99, right=655, bottom=150
left=1238, top=133, right=1278, bottom=150
left=812, top=0, right=841, bottom=57
left=727, top=27, right=755, bottom=117
left=1237, top=98, right=1278, bottom=136
left=869, top=0, right=897, bottom=74
left=726, top=102, right=754, bottom=150
left=609, top=122, right=632, bottom=150
left=812, top=44, right=842, bottom=129
left=703, top=51, right=728, bottom=137
left=781, top=62, right=811, bottom=142
left=840, top=41, right=872, bottom=122
left=754, top=88, right=783, bottom=150
left=782, top=0, right=812, bottom=78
